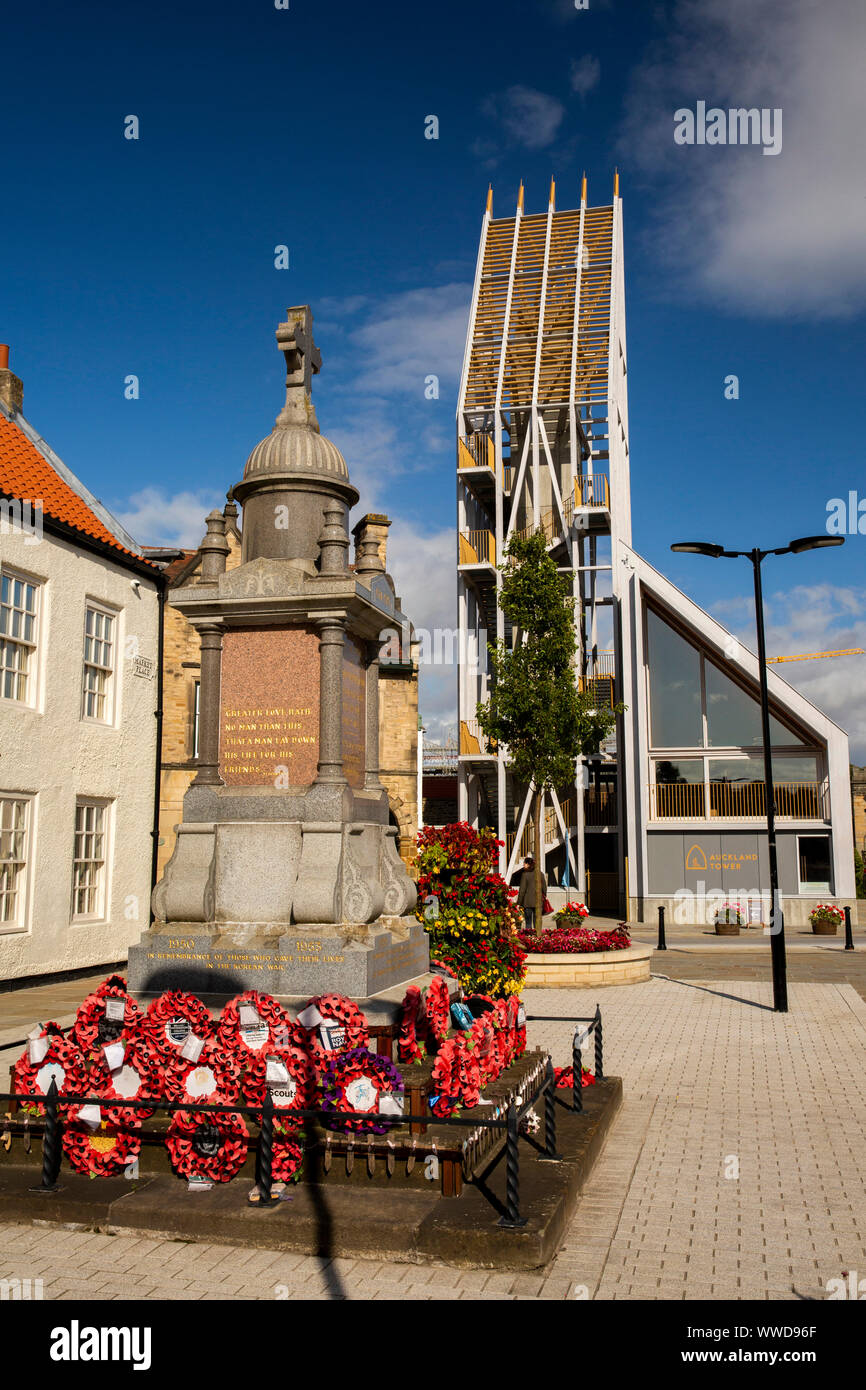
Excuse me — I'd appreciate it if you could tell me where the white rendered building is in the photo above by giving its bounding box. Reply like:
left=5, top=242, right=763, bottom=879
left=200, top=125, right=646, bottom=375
left=0, top=350, right=161, bottom=981
left=456, top=179, right=856, bottom=926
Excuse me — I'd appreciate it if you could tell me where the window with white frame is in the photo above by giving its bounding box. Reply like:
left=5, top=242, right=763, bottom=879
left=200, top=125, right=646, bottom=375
left=71, top=800, right=109, bottom=919
left=0, top=570, right=40, bottom=704
left=81, top=604, right=116, bottom=722
left=0, top=795, right=30, bottom=929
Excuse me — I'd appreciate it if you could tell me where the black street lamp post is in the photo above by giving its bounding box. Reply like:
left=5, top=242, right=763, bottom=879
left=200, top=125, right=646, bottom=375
left=670, top=535, right=844, bottom=1014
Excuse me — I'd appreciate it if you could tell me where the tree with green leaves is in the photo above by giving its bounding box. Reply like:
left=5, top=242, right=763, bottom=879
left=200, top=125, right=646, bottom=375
left=476, top=530, right=623, bottom=933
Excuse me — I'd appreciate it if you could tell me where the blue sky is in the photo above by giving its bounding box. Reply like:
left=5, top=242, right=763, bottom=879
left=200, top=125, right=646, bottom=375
left=2, top=0, right=865, bottom=751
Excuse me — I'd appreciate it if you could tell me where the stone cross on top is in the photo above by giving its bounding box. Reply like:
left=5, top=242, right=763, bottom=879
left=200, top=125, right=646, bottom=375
left=275, top=306, right=322, bottom=429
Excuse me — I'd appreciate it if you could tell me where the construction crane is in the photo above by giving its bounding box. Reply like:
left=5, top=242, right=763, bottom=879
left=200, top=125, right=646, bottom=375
left=767, top=647, right=864, bottom=665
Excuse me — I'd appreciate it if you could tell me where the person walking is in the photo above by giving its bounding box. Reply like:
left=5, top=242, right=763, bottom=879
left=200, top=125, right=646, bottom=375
left=517, top=855, right=547, bottom=934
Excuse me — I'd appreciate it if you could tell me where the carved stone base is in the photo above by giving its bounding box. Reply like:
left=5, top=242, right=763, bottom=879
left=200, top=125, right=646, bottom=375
left=126, top=916, right=429, bottom=1000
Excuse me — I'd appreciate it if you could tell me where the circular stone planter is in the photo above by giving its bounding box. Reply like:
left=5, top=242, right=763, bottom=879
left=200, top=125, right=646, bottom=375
left=523, top=942, right=652, bottom=989
left=811, top=921, right=838, bottom=935
left=714, top=923, right=741, bottom=936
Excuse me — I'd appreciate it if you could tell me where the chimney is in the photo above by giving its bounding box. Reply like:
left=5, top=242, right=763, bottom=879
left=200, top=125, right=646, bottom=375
left=0, top=345, right=23, bottom=414
left=351, top=513, right=391, bottom=572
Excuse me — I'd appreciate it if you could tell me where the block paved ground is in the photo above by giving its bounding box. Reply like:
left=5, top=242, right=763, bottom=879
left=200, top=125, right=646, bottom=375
left=2, top=963, right=865, bottom=1300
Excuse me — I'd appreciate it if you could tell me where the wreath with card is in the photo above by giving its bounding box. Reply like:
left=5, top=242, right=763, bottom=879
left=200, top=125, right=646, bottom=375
left=165, top=1037, right=240, bottom=1106
left=429, top=1034, right=482, bottom=1118
left=84, top=1035, right=164, bottom=1124
left=296, top=994, right=369, bottom=1068
left=241, top=1046, right=318, bottom=1133
left=144, top=991, right=214, bottom=1061
left=217, top=990, right=298, bottom=1061
left=72, top=974, right=142, bottom=1054
left=12, top=1023, right=88, bottom=1117
left=166, top=1109, right=249, bottom=1183
left=62, top=1104, right=142, bottom=1177
left=320, top=1049, right=404, bottom=1134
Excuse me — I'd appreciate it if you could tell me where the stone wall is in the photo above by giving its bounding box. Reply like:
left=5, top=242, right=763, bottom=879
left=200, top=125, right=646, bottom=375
left=851, top=766, right=866, bottom=856
left=379, top=655, right=419, bottom=865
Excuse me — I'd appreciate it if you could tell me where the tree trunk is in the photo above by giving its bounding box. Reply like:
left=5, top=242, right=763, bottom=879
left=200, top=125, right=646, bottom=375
left=533, top=786, right=543, bottom=937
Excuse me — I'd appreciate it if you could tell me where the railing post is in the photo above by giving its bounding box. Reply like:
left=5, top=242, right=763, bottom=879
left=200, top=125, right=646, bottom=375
left=256, top=1089, right=277, bottom=1206
left=539, top=1057, right=561, bottom=1162
left=844, top=905, right=855, bottom=951
left=35, top=1078, right=61, bottom=1191
left=498, top=1102, right=527, bottom=1228
left=572, top=1032, right=583, bottom=1113
left=594, top=1003, right=604, bottom=1080
left=657, top=904, right=667, bottom=951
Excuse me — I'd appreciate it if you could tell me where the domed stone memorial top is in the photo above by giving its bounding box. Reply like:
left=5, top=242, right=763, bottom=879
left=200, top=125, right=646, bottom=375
left=127, top=307, right=424, bottom=1005
left=232, top=307, right=359, bottom=566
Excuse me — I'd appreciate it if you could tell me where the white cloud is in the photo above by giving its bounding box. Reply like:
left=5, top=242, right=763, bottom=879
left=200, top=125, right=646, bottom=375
left=114, top=487, right=223, bottom=549
left=386, top=519, right=458, bottom=745
left=570, top=55, right=600, bottom=99
left=711, top=583, right=866, bottom=758
left=328, top=284, right=469, bottom=400
left=481, top=86, right=566, bottom=152
left=619, top=0, right=866, bottom=317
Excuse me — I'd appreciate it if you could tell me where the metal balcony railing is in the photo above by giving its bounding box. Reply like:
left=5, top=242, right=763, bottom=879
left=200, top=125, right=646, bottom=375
left=649, top=780, right=828, bottom=821
left=575, top=474, right=610, bottom=509
left=459, top=530, right=496, bottom=566
left=584, top=786, right=618, bottom=826
left=458, top=434, right=496, bottom=474
left=459, top=719, right=496, bottom=756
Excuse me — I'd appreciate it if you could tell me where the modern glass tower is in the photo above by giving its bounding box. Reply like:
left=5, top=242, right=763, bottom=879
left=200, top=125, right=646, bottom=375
left=456, top=178, right=856, bottom=925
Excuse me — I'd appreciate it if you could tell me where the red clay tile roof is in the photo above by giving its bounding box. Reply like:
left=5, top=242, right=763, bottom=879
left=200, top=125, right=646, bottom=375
left=0, top=411, right=143, bottom=562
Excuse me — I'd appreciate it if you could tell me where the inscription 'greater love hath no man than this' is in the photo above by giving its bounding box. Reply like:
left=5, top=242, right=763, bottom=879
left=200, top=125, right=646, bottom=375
left=221, top=706, right=316, bottom=778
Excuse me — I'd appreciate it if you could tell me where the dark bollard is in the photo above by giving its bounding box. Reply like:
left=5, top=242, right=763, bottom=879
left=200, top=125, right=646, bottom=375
left=255, top=1089, right=277, bottom=1206
left=572, top=1035, right=583, bottom=1113
left=498, top=1103, right=527, bottom=1228
left=657, top=905, right=667, bottom=951
left=844, top=905, right=855, bottom=951
left=35, top=1078, right=61, bottom=1191
left=594, top=1003, right=604, bottom=1081
left=539, top=1057, right=561, bottom=1161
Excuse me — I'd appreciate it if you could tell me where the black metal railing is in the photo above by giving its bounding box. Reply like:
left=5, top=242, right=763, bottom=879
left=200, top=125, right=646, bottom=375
left=2, top=1005, right=604, bottom=1229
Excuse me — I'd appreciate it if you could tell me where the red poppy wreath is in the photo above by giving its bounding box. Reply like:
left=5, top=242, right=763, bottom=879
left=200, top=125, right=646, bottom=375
left=421, top=975, right=451, bottom=1045
left=12, top=1023, right=88, bottom=1116
left=83, top=1035, right=164, bottom=1124
left=62, top=1106, right=142, bottom=1177
left=397, top=985, right=425, bottom=1064
left=144, top=991, right=214, bottom=1061
left=241, top=1046, right=318, bottom=1134
left=271, top=1138, right=305, bottom=1184
left=295, top=994, right=369, bottom=1068
left=72, top=974, right=142, bottom=1055
left=166, top=1110, right=249, bottom=1183
left=320, top=1049, right=404, bottom=1134
left=430, top=1035, right=482, bottom=1118
left=165, top=1037, right=240, bottom=1106
left=217, top=990, right=299, bottom=1061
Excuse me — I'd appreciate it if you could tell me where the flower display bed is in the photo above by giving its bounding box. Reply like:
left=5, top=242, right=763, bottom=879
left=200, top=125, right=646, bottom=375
left=519, top=924, right=650, bottom=988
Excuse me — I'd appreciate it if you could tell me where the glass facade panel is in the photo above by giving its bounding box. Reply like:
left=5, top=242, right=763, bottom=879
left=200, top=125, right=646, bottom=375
left=647, top=610, right=702, bottom=747
left=705, top=660, right=806, bottom=748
